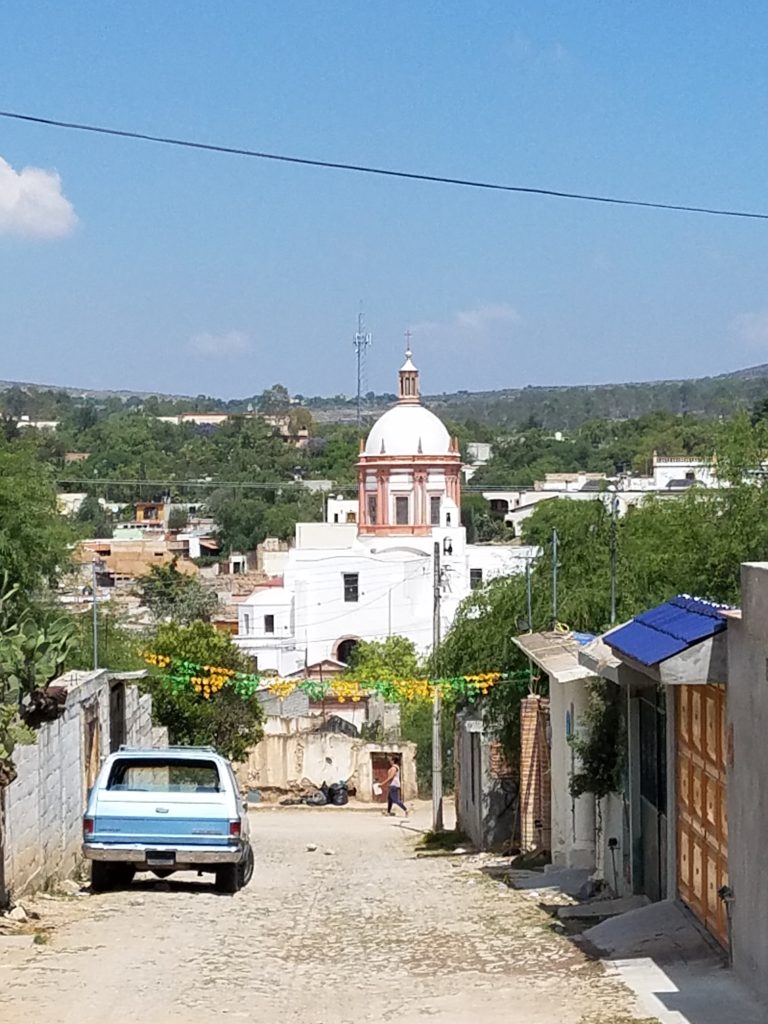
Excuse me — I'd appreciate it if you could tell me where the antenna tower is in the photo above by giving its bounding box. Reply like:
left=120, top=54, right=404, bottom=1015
left=353, top=307, right=372, bottom=428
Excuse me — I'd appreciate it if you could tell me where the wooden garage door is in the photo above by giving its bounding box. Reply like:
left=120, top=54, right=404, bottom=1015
left=676, top=685, right=728, bottom=947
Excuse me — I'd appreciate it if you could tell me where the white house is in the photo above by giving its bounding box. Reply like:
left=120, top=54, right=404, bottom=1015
left=484, top=454, right=723, bottom=536
left=234, top=345, right=537, bottom=674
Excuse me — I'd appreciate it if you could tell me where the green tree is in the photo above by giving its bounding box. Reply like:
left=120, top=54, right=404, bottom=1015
left=136, top=560, right=220, bottom=624
left=64, top=610, right=146, bottom=674
left=344, top=635, right=452, bottom=795
left=76, top=494, right=113, bottom=539
left=257, top=384, right=291, bottom=414
left=167, top=507, right=190, bottom=531
left=143, top=622, right=264, bottom=761
left=346, top=636, right=423, bottom=680
left=522, top=498, right=614, bottom=632
left=0, top=442, right=73, bottom=603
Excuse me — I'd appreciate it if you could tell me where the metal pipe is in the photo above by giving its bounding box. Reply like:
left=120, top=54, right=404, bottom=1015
left=718, top=886, right=735, bottom=966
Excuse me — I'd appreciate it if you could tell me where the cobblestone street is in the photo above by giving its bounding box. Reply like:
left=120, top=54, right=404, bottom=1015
left=0, top=805, right=646, bottom=1024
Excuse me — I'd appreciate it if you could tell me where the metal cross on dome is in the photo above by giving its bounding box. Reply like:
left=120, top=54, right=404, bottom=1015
left=404, top=328, right=412, bottom=358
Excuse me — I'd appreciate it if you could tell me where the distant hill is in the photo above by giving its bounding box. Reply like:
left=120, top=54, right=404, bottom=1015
left=421, top=364, right=768, bottom=430
left=0, top=379, right=191, bottom=402
left=314, top=364, right=768, bottom=430
left=3, top=363, right=768, bottom=431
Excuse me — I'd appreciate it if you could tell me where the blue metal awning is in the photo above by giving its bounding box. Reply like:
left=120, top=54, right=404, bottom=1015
left=607, top=596, right=729, bottom=667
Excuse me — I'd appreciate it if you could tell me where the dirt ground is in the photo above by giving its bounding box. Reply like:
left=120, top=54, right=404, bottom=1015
left=0, top=803, right=649, bottom=1024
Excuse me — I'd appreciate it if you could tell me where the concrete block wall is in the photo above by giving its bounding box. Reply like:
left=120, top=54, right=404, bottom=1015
left=3, top=671, right=110, bottom=895
left=725, top=563, right=768, bottom=1005
left=2, top=673, right=162, bottom=897
left=256, top=689, right=310, bottom=718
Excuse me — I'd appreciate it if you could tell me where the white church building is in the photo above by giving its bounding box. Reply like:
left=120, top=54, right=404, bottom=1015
left=234, top=346, right=536, bottom=675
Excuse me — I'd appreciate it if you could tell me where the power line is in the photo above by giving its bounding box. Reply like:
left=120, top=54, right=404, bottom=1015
left=56, top=478, right=321, bottom=490
left=2, top=108, right=767, bottom=222
left=55, top=476, right=612, bottom=493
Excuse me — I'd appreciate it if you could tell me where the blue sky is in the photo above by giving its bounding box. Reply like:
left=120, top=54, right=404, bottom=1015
left=2, top=2, right=768, bottom=399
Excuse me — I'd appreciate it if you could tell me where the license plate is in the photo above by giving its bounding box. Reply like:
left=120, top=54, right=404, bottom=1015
left=146, top=851, right=176, bottom=866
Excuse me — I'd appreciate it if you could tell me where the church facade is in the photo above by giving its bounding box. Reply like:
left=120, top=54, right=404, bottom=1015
left=234, top=346, right=536, bottom=675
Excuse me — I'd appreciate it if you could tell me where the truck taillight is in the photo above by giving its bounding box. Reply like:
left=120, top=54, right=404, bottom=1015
left=83, top=817, right=94, bottom=836
left=229, top=820, right=241, bottom=837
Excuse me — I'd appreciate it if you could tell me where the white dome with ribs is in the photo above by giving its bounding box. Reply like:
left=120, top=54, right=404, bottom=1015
left=364, top=403, right=452, bottom=457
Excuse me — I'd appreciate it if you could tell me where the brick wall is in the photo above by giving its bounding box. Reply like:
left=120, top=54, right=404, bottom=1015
left=519, top=695, right=552, bottom=854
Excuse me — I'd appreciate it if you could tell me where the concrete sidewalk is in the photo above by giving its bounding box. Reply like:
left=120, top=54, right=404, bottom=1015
left=585, top=901, right=766, bottom=1024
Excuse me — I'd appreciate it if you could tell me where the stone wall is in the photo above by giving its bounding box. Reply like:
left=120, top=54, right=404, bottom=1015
left=2, top=671, right=158, bottom=897
left=238, top=719, right=417, bottom=802
left=455, top=709, right=519, bottom=851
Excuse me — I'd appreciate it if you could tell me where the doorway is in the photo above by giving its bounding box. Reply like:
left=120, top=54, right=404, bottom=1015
left=371, top=752, right=399, bottom=803
left=109, top=683, right=126, bottom=752
left=638, top=686, right=667, bottom=902
left=83, top=703, right=101, bottom=796
left=676, top=684, right=728, bottom=947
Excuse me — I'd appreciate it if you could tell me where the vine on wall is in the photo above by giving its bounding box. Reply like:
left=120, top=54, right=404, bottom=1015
left=569, top=679, right=624, bottom=800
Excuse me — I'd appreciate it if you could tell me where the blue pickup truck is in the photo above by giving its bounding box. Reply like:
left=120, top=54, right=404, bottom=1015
left=82, top=746, right=253, bottom=894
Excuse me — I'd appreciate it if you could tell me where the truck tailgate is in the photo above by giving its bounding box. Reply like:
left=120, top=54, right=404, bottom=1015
left=92, top=791, right=232, bottom=846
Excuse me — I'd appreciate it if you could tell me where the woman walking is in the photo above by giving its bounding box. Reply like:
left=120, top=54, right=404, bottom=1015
left=383, top=756, right=408, bottom=818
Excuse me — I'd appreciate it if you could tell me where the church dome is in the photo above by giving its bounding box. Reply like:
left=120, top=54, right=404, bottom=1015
left=364, top=403, right=452, bottom=457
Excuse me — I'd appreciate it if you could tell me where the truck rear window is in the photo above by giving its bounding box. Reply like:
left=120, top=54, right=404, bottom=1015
left=107, top=758, right=221, bottom=793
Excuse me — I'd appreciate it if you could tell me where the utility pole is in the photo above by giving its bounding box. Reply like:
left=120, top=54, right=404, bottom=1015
left=551, top=529, right=559, bottom=629
left=526, top=558, right=533, bottom=631
left=432, top=541, right=443, bottom=833
left=92, top=558, right=99, bottom=670
left=353, top=308, right=372, bottom=429
left=609, top=490, right=619, bottom=625
left=92, top=558, right=105, bottom=670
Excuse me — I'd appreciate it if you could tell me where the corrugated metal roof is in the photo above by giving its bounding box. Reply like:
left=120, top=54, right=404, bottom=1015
left=607, top=595, right=729, bottom=667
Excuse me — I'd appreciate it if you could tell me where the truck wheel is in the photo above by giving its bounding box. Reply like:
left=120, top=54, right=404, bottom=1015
left=90, top=862, right=116, bottom=892
left=215, top=863, right=240, bottom=894
left=238, top=843, right=254, bottom=889
left=91, top=863, right=134, bottom=892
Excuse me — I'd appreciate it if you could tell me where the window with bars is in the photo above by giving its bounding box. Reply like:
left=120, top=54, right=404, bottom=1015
left=367, top=494, right=377, bottom=524
left=430, top=496, right=441, bottom=525
left=264, top=614, right=275, bottom=634
left=395, top=496, right=409, bottom=525
left=470, top=568, right=483, bottom=589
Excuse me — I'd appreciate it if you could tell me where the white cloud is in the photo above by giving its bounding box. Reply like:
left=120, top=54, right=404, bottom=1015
left=506, top=31, right=570, bottom=68
left=455, top=303, right=521, bottom=332
left=189, top=330, right=252, bottom=357
left=0, top=155, right=78, bottom=238
left=731, top=311, right=768, bottom=350
left=412, top=303, right=521, bottom=349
